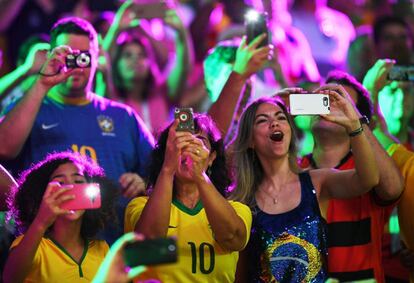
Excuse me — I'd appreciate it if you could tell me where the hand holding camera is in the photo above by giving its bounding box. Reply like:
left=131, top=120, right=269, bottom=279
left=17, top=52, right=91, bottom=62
left=92, top=232, right=148, bottom=283
left=38, top=45, right=76, bottom=88
left=232, top=10, right=273, bottom=79
left=363, top=59, right=395, bottom=99
left=130, top=0, right=169, bottom=20
left=314, top=84, right=362, bottom=133
left=34, top=182, right=76, bottom=230
left=162, top=118, right=194, bottom=176
left=24, top=42, right=50, bottom=75
left=180, top=137, right=211, bottom=183
left=245, top=10, right=269, bottom=48
left=274, top=87, right=306, bottom=109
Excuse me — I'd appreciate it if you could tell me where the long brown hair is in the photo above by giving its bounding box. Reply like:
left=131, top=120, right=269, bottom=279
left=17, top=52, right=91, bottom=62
left=229, top=97, right=299, bottom=208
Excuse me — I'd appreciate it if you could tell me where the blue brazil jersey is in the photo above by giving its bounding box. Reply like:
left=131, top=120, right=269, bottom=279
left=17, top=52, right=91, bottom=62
left=3, top=95, right=154, bottom=181
left=2, top=95, right=154, bottom=243
left=4, top=95, right=154, bottom=212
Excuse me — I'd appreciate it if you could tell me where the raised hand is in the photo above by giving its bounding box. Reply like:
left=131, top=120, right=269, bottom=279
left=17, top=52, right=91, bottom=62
left=179, top=136, right=211, bottom=183
left=363, top=58, right=395, bottom=103
left=114, top=0, right=140, bottom=31
left=34, top=182, right=74, bottom=230
left=92, top=232, right=146, bottom=283
left=162, top=120, right=194, bottom=175
left=315, top=84, right=361, bottom=133
left=273, top=87, right=306, bottom=109
left=233, top=34, right=273, bottom=79
left=37, top=45, right=76, bottom=88
left=119, top=173, right=146, bottom=198
left=24, top=42, right=50, bottom=75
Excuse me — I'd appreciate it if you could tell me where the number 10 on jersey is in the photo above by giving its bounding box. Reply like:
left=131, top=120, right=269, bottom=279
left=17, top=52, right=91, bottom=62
left=188, top=242, right=215, bottom=274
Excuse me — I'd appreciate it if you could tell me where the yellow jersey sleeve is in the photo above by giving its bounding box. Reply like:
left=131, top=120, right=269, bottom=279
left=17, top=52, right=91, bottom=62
left=124, top=196, right=148, bottom=233
left=388, top=144, right=414, bottom=172
left=228, top=201, right=252, bottom=249
left=388, top=144, right=414, bottom=249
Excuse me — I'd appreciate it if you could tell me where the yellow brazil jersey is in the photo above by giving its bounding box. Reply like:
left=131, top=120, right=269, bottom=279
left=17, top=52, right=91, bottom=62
left=10, top=236, right=109, bottom=283
left=388, top=144, right=414, bottom=250
left=125, top=197, right=252, bottom=283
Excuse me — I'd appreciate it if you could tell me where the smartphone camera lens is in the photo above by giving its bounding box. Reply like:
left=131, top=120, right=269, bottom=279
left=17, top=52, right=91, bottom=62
left=168, top=244, right=176, bottom=252
left=179, top=113, right=188, bottom=122
left=323, top=97, right=329, bottom=106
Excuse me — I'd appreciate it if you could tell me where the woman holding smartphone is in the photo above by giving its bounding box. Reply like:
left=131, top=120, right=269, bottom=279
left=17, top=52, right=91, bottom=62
left=229, top=88, right=379, bottom=282
left=124, top=114, right=252, bottom=282
left=104, top=0, right=191, bottom=135
left=3, top=152, right=117, bottom=283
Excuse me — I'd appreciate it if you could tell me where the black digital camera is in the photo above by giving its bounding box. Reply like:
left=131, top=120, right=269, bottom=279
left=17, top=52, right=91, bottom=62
left=174, top=107, right=195, bottom=133
left=66, top=52, right=91, bottom=69
left=387, top=65, right=414, bottom=82
left=124, top=237, right=178, bottom=267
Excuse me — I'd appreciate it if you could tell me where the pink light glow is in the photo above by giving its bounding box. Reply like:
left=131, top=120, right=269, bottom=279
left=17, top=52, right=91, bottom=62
left=210, top=3, right=224, bottom=27
left=150, top=19, right=165, bottom=41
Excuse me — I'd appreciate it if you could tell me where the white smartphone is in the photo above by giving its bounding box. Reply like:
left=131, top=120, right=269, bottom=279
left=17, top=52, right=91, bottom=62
left=289, top=94, right=330, bottom=115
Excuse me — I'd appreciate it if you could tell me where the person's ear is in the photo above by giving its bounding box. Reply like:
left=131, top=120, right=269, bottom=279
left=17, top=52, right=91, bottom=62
left=208, top=151, right=217, bottom=166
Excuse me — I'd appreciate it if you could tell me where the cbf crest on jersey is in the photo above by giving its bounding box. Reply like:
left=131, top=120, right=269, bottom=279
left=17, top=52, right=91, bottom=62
left=97, top=115, right=115, bottom=136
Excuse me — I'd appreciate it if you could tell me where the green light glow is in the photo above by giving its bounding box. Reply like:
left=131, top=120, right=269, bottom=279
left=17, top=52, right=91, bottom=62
left=294, top=116, right=314, bottom=157
left=378, top=82, right=404, bottom=135
left=389, top=213, right=400, bottom=234
left=94, top=72, right=106, bottom=97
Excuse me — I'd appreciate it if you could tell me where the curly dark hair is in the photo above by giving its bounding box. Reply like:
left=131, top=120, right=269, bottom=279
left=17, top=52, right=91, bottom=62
left=147, top=113, right=231, bottom=197
left=7, top=151, right=119, bottom=240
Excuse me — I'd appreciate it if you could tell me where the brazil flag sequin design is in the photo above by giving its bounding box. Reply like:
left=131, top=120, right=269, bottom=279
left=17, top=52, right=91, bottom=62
left=246, top=172, right=328, bottom=282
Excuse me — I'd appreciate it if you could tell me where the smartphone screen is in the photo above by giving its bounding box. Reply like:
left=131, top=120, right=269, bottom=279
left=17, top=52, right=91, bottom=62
left=289, top=94, right=330, bottom=115
left=245, top=10, right=269, bottom=47
left=174, top=107, right=195, bottom=133
left=60, top=183, right=101, bottom=210
left=131, top=1, right=168, bottom=19
left=124, top=237, right=178, bottom=267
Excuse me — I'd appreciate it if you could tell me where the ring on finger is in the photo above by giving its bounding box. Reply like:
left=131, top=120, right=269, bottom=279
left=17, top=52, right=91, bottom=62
left=196, top=149, right=200, bottom=155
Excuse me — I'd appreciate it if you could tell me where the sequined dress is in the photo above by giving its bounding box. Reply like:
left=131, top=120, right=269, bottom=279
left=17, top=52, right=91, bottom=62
left=246, top=172, right=328, bottom=282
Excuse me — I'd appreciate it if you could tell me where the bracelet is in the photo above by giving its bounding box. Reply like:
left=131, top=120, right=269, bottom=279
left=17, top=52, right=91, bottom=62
left=348, top=126, right=364, bottom=137
left=38, top=67, right=62, bottom=77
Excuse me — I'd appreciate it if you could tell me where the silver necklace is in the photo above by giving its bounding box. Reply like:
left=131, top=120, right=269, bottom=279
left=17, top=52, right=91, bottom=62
left=259, top=188, right=280, bottom=205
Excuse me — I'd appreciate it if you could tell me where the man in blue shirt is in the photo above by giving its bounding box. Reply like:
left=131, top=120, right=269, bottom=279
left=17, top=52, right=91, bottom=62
left=0, top=17, right=154, bottom=242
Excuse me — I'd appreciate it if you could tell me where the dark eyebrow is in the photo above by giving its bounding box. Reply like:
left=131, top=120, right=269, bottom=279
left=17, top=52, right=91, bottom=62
left=50, top=172, right=84, bottom=179
left=255, top=111, right=284, bottom=120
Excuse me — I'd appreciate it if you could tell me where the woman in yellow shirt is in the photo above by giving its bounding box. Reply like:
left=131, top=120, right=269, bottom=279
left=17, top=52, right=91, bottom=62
left=3, top=152, right=118, bottom=283
left=124, top=114, right=252, bottom=282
